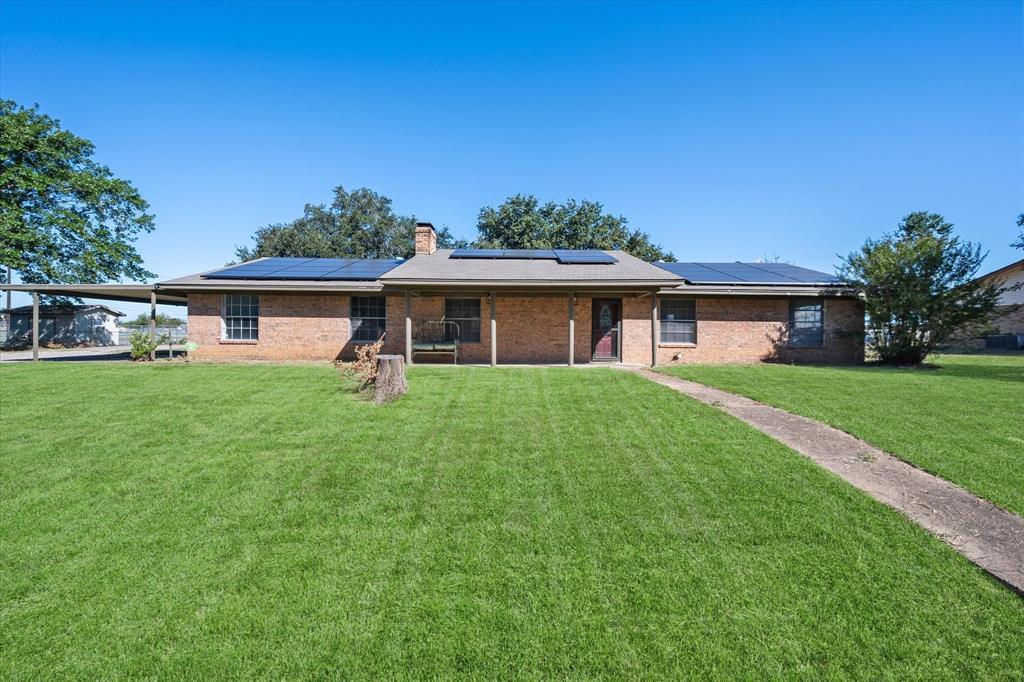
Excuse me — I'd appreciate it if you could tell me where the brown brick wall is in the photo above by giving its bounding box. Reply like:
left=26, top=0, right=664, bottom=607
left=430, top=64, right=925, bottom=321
left=187, top=292, right=863, bottom=364
left=188, top=293, right=349, bottom=361
left=655, top=296, right=864, bottom=365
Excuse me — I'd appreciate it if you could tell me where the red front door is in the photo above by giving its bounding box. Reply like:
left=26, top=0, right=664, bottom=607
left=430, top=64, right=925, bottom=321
left=592, top=299, right=620, bottom=360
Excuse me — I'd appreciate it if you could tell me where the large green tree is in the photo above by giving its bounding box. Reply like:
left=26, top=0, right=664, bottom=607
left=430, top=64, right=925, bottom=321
left=0, top=100, right=155, bottom=284
left=235, top=186, right=465, bottom=262
left=475, top=194, right=674, bottom=261
left=838, top=212, right=1003, bottom=365
left=1013, top=212, right=1023, bottom=251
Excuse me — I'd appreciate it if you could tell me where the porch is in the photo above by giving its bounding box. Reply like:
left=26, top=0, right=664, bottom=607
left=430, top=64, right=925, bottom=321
left=394, top=290, right=661, bottom=367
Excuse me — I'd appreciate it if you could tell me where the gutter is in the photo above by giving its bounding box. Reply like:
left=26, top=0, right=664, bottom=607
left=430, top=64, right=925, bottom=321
left=658, top=285, right=860, bottom=297
left=379, top=279, right=683, bottom=289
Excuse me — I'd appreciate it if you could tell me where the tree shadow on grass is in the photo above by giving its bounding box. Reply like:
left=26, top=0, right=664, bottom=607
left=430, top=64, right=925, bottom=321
left=927, top=358, right=1024, bottom=384
left=835, top=356, right=1024, bottom=385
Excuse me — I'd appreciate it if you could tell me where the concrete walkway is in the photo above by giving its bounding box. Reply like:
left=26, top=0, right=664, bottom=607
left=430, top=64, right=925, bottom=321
left=636, top=368, right=1024, bottom=595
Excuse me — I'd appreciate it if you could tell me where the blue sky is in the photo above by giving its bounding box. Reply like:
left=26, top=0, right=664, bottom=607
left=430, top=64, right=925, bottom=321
left=1, top=0, right=1021, bottom=317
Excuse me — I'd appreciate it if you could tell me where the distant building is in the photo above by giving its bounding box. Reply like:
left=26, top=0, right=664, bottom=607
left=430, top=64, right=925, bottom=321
left=3, top=304, right=124, bottom=347
left=953, top=259, right=1024, bottom=350
left=982, top=259, right=1024, bottom=349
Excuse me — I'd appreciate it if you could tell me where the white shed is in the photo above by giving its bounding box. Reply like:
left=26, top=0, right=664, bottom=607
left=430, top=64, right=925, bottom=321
left=3, top=304, right=124, bottom=347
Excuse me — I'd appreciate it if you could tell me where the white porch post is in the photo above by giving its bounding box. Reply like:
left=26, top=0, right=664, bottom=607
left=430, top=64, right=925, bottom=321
left=405, top=291, right=413, bottom=365
left=31, top=290, right=39, bottom=361
left=489, top=291, right=497, bottom=367
left=650, top=292, right=658, bottom=367
left=568, top=292, right=575, bottom=367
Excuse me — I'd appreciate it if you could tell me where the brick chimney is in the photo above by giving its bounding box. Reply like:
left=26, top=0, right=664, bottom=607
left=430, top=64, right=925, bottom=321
left=415, top=222, right=437, bottom=255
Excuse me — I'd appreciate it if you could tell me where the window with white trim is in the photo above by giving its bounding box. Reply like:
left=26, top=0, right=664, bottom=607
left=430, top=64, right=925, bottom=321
left=444, top=298, right=481, bottom=343
left=223, top=294, right=259, bottom=340
left=789, top=299, right=824, bottom=347
left=351, top=296, right=387, bottom=342
left=660, top=299, right=696, bottom=344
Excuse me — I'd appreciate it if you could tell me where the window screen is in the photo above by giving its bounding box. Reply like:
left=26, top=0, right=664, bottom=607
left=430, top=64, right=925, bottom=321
left=351, top=296, right=387, bottom=342
left=444, top=298, right=481, bottom=342
left=660, top=299, right=696, bottom=344
left=223, top=294, right=259, bottom=340
left=789, top=299, right=824, bottom=347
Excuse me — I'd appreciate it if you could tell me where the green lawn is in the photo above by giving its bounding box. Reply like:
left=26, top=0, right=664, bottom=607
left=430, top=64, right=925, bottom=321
left=658, top=353, right=1024, bottom=516
left=1, top=363, right=1022, bottom=678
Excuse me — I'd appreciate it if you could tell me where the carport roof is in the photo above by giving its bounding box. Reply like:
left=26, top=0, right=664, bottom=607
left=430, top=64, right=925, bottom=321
left=0, top=284, right=187, bottom=305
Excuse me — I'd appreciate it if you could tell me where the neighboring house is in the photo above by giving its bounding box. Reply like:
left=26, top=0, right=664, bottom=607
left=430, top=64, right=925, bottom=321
left=3, top=304, right=123, bottom=347
left=962, top=258, right=1024, bottom=350
left=151, top=223, right=864, bottom=364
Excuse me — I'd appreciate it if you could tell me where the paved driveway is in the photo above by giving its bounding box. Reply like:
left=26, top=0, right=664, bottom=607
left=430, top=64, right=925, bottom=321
left=0, top=345, right=176, bottom=363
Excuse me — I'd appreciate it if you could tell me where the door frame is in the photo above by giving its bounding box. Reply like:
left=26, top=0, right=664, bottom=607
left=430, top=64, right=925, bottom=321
left=591, top=298, right=622, bottom=362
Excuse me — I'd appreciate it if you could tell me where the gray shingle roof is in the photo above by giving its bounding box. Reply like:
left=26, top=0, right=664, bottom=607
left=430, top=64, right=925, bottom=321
left=380, top=249, right=681, bottom=284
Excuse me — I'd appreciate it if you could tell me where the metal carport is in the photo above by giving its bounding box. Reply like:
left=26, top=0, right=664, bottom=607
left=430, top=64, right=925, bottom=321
left=0, top=284, right=187, bottom=361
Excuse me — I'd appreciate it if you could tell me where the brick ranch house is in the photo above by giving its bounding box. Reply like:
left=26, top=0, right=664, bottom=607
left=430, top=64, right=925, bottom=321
left=3, top=223, right=865, bottom=365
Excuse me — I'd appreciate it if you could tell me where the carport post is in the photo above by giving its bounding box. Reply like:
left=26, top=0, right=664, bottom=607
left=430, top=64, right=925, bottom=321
left=5, top=265, right=11, bottom=335
left=568, top=292, right=575, bottom=367
left=31, top=291, right=39, bottom=361
left=404, top=291, right=413, bottom=365
left=149, top=289, right=157, bottom=361
left=650, top=293, right=658, bottom=367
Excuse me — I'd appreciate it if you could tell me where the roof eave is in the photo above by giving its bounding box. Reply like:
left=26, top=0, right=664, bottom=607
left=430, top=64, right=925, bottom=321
left=0, top=283, right=187, bottom=305
left=157, top=282, right=385, bottom=293
left=379, top=279, right=681, bottom=289
left=658, top=284, right=860, bottom=297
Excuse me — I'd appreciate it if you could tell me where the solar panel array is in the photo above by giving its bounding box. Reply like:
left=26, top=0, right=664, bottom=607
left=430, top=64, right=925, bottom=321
left=656, top=262, right=840, bottom=285
left=552, top=249, right=618, bottom=264
left=203, top=257, right=404, bottom=281
left=450, top=248, right=618, bottom=264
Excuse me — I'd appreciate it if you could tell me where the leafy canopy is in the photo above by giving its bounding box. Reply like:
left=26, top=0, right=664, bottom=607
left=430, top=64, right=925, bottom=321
left=476, top=194, right=674, bottom=262
left=1013, top=212, right=1023, bottom=251
left=235, top=186, right=464, bottom=262
left=0, top=100, right=154, bottom=284
left=237, top=190, right=673, bottom=263
left=838, top=212, right=1003, bottom=365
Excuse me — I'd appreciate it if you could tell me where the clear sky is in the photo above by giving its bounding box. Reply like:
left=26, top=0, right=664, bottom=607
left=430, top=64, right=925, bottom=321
left=1, top=0, right=1021, bottom=318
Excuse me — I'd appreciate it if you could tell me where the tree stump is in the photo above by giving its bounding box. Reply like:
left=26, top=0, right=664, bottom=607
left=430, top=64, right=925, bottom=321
left=374, top=354, right=408, bottom=404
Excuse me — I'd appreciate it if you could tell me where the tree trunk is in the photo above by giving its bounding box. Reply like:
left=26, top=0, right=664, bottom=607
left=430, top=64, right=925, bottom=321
left=374, top=354, right=408, bottom=404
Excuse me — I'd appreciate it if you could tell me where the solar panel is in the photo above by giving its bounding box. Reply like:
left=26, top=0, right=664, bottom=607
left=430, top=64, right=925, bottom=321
left=331, top=259, right=406, bottom=279
left=202, top=258, right=403, bottom=281
left=500, top=249, right=558, bottom=259
left=450, top=248, right=505, bottom=258
left=708, top=263, right=795, bottom=283
left=745, top=262, right=840, bottom=284
left=656, top=263, right=745, bottom=282
left=656, top=262, right=842, bottom=285
left=553, top=250, right=617, bottom=264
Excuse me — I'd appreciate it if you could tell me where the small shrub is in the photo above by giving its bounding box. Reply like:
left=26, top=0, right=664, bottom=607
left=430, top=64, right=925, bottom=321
left=128, top=330, right=159, bottom=361
left=335, top=338, right=384, bottom=389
